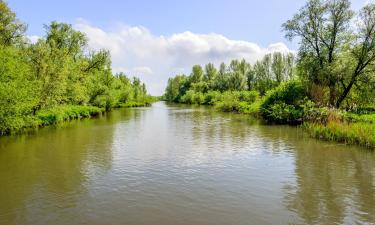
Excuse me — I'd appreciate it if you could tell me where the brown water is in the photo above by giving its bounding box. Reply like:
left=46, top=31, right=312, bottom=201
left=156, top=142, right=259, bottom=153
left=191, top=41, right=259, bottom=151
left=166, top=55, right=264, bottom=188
left=0, top=102, right=374, bottom=225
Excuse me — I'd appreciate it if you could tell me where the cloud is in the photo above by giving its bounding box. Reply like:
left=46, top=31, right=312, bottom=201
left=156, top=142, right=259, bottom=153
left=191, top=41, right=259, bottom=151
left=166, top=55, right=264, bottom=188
left=75, top=21, right=294, bottom=95
left=27, top=35, right=40, bottom=44
left=133, top=66, right=153, bottom=75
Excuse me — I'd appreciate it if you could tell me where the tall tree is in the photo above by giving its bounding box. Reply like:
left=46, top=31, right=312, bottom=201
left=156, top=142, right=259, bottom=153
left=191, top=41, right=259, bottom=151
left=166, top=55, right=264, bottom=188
left=283, top=0, right=354, bottom=106
left=0, top=0, right=26, bottom=46
left=335, top=4, right=375, bottom=107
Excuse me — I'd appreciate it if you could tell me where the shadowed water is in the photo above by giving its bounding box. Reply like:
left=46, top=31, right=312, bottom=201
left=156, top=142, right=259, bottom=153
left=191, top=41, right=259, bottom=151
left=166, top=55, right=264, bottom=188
left=0, top=102, right=374, bottom=225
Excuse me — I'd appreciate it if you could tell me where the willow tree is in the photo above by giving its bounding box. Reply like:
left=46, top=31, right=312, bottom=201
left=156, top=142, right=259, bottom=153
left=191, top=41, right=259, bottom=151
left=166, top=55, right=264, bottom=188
left=283, top=0, right=375, bottom=107
left=335, top=4, right=375, bottom=107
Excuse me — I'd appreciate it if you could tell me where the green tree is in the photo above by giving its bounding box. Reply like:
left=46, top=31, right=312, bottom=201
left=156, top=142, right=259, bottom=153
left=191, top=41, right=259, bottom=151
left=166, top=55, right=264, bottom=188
left=282, top=0, right=375, bottom=107
left=0, top=0, right=26, bottom=46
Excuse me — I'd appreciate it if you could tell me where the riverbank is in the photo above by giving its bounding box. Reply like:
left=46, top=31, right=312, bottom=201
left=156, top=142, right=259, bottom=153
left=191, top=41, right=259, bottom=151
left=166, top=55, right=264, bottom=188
left=0, top=100, right=155, bottom=136
left=163, top=82, right=375, bottom=149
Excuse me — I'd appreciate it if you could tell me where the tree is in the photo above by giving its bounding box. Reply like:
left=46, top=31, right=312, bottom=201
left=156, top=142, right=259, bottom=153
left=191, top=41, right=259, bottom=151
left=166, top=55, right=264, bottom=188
left=0, top=0, right=26, bottom=46
left=272, top=52, right=285, bottom=84
left=165, top=75, right=188, bottom=102
left=190, top=65, right=204, bottom=83
left=282, top=0, right=375, bottom=107
left=214, top=62, right=229, bottom=91
left=0, top=46, right=38, bottom=133
left=335, top=4, right=375, bottom=107
left=228, top=59, right=248, bottom=91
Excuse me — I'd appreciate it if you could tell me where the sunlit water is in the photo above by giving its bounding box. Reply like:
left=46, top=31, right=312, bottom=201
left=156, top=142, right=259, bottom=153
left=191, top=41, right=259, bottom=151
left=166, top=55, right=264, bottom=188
left=0, top=102, right=374, bottom=225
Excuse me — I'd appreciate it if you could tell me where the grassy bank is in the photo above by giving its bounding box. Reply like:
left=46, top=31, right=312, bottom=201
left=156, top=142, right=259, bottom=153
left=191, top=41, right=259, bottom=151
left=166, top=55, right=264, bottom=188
left=302, top=110, right=375, bottom=149
left=304, top=121, right=375, bottom=148
left=0, top=100, right=157, bottom=136
left=0, top=105, right=105, bottom=135
left=164, top=81, right=375, bottom=149
left=37, top=105, right=105, bottom=126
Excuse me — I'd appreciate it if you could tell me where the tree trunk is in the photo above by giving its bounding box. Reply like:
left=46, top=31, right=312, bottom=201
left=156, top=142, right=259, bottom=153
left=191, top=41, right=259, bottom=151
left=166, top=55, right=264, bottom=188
left=329, top=82, right=336, bottom=107
left=336, top=79, right=355, bottom=108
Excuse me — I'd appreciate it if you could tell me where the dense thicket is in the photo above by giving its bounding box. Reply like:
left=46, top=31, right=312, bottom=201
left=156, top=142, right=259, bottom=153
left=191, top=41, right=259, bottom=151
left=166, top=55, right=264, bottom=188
left=0, top=1, right=153, bottom=134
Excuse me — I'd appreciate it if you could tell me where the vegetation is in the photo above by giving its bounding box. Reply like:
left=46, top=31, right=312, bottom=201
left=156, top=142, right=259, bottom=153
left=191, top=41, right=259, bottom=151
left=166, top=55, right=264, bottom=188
left=164, top=0, right=375, bottom=149
left=0, top=1, right=153, bottom=135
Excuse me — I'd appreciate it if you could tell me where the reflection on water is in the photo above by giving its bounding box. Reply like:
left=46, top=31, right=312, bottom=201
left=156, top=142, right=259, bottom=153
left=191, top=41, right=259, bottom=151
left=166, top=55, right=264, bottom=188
left=0, top=102, right=374, bottom=225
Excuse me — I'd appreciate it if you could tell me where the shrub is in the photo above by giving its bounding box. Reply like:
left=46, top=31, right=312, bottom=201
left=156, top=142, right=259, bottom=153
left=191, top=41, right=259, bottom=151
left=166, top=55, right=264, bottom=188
left=204, top=91, right=222, bottom=105
left=260, top=80, right=307, bottom=124
left=180, top=90, right=195, bottom=104
left=193, top=92, right=205, bottom=105
left=215, top=92, right=240, bottom=112
left=238, top=100, right=262, bottom=116
left=37, top=105, right=104, bottom=126
left=238, top=90, right=259, bottom=103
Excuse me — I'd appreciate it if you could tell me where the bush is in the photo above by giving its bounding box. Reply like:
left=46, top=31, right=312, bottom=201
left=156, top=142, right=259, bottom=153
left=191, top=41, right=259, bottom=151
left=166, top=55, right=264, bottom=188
left=238, top=90, right=259, bottom=103
left=180, top=90, right=195, bottom=104
left=193, top=92, right=205, bottom=105
left=37, top=105, right=104, bottom=125
left=237, top=100, right=262, bottom=115
left=260, top=80, right=307, bottom=124
left=215, top=92, right=240, bottom=112
left=204, top=91, right=222, bottom=105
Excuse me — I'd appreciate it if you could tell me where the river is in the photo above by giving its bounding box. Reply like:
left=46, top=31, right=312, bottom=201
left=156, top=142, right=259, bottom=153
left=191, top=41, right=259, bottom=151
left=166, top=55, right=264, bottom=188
left=0, top=102, right=374, bottom=225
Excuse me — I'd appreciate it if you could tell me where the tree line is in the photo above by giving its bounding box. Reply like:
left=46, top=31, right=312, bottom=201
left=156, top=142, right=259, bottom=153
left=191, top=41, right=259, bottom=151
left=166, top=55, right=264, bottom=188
left=164, top=0, right=375, bottom=148
left=165, top=52, right=295, bottom=103
left=165, top=0, right=374, bottom=110
left=0, top=1, right=153, bottom=134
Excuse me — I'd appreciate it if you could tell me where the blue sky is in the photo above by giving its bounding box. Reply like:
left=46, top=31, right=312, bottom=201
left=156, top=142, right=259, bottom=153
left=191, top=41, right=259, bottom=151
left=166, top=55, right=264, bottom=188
left=7, top=0, right=371, bottom=95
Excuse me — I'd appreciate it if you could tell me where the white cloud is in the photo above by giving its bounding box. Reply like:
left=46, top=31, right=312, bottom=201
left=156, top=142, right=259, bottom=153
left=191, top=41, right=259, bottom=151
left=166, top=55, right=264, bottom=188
left=27, top=35, right=40, bottom=44
left=133, top=66, right=153, bottom=75
left=75, top=21, right=294, bottom=95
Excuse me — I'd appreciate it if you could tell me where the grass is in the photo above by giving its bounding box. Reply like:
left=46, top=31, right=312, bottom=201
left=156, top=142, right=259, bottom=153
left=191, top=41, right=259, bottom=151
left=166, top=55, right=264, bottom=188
left=345, top=113, right=375, bottom=124
left=304, top=120, right=375, bottom=149
left=1, top=97, right=157, bottom=136
left=37, top=105, right=105, bottom=126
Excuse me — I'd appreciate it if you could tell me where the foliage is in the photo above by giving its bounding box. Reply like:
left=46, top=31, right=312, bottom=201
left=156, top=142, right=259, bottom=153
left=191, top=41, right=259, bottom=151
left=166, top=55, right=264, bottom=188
left=164, top=53, right=295, bottom=102
left=37, top=105, right=104, bottom=126
left=0, top=0, right=26, bottom=46
left=260, top=81, right=307, bottom=123
left=0, top=1, right=153, bottom=135
left=283, top=0, right=375, bottom=108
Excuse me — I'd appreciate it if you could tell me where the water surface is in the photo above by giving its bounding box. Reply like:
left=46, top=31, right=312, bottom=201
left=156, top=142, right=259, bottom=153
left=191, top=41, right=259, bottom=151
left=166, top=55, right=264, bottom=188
left=1, top=102, right=374, bottom=225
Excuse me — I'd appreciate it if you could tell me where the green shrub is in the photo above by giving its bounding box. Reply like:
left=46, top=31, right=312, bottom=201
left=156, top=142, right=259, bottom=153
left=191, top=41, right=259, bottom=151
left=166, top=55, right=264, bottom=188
left=237, top=100, right=262, bottom=115
left=260, top=80, right=306, bottom=124
left=215, top=92, right=240, bottom=112
left=180, top=90, right=195, bottom=104
left=204, top=91, right=222, bottom=105
left=193, top=92, right=205, bottom=105
left=37, top=105, right=104, bottom=126
left=238, top=90, right=259, bottom=103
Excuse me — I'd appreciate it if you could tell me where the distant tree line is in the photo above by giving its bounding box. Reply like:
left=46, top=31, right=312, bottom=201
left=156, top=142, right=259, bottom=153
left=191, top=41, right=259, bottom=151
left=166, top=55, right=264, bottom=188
left=165, top=53, right=295, bottom=102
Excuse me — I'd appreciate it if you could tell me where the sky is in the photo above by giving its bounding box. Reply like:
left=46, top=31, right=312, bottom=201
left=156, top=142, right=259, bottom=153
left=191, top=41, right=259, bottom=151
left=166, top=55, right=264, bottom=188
left=8, top=0, right=371, bottom=95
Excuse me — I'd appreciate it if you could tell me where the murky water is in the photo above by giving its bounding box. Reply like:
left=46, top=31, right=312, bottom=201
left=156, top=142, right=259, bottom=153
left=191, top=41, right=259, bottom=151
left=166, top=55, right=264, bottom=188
left=0, top=102, right=374, bottom=225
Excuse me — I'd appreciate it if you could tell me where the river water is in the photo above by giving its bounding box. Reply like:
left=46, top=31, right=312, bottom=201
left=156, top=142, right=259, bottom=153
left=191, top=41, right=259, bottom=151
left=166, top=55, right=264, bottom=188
left=0, top=102, right=374, bottom=225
